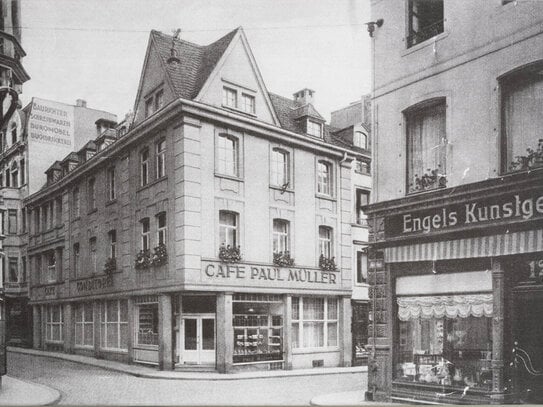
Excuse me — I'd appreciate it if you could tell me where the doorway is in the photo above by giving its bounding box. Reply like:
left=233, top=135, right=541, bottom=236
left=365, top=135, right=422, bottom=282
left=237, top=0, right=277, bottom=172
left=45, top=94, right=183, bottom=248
left=182, top=314, right=215, bottom=365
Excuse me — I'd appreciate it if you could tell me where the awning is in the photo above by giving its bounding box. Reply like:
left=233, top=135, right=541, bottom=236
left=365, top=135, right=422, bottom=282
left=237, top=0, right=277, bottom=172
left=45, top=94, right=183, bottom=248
left=385, top=228, right=543, bottom=263
left=397, top=294, right=493, bottom=321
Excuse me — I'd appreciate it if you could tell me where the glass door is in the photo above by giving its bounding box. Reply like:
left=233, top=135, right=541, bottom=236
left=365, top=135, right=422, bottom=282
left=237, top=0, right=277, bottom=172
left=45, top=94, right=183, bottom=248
left=181, top=314, right=215, bottom=365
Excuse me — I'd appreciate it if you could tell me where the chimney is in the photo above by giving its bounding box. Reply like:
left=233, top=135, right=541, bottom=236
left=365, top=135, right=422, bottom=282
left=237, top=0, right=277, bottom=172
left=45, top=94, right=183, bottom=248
left=76, top=99, right=87, bottom=108
left=293, top=88, right=315, bottom=105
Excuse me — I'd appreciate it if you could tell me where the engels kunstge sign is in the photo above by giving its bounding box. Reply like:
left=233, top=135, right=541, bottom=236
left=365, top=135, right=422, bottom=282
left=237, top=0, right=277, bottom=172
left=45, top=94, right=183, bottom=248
left=385, top=190, right=543, bottom=237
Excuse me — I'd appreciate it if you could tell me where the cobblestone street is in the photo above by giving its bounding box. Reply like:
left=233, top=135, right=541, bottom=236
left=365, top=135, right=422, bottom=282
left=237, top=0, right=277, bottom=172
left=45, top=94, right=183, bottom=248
left=8, top=352, right=366, bottom=405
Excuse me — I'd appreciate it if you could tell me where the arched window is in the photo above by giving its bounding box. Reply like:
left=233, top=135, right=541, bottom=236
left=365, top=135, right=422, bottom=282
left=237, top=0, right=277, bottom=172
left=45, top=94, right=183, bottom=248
left=354, top=131, right=368, bottom=149
left=318, top=226, right=333, bottom=259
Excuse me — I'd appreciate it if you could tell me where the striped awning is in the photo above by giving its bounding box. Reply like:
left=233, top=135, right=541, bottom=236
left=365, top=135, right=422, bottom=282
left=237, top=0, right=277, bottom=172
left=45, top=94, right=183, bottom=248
left=385, top=228, right=543, bottom=263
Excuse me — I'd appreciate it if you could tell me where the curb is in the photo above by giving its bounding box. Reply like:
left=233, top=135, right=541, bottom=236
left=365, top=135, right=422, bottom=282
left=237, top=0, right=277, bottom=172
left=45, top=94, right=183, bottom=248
left=9, top=347, right=367, bottom=381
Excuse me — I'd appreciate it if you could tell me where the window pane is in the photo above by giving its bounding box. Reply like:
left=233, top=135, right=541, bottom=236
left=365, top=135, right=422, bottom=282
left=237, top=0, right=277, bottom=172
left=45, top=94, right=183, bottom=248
left=327, top=299, right=338, bottom=320
left=292, top=322, right=299, bottom=348
left=106, top=323, right=118, bottom=348
left=303, top=297, right=324, bottom=320
left=120, top=323, right=128, bottom=350
left=327, top=322, right=338, bottom=346
left=291, top=297, right=299, bottom=320
left=120, top=300, right=128, bottom=322
left=106, top=301, right=118, bottom=322
left=303, top=322, right=324, bottom=347
left=75, top=324, right=82, bottom=345
left=84, top=324, right=94, bottom=346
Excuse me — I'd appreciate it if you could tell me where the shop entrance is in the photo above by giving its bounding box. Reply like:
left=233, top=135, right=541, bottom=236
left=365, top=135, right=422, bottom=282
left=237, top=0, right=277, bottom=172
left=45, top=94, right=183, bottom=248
left=182, top=315, right=215, bottom=365
left=513, top=290, right=543, bottom=403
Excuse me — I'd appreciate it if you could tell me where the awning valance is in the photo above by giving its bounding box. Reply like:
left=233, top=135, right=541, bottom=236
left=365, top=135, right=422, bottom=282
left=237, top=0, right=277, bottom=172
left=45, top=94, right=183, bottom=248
left=397, top=293, right=493, bottom=321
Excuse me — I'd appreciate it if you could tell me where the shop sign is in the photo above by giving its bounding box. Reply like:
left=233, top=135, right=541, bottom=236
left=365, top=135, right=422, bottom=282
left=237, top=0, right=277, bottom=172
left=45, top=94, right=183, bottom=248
left=385, top=190, right=543, bottom=237
left=76, top=275, right=113, bottom=293
left=202, top=261, right=338, bottom=285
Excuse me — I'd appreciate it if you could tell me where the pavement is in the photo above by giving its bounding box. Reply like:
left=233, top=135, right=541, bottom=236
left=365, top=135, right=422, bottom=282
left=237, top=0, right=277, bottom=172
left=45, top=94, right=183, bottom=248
left=310, top=390, right=394, bottom=406
left=0, top=376, right=60, bottom=406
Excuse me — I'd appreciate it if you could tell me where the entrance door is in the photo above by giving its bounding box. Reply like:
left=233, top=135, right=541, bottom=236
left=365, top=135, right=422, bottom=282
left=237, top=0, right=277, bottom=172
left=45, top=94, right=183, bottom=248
left=514, top=292, right=543, bottom=403
left=182, top=315, right=215, bottom=365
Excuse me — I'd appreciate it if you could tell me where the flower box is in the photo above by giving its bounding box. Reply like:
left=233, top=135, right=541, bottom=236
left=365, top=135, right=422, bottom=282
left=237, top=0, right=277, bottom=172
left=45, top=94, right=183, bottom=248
left=319, top=255, right=337, bottom=271
left=218, top=244, right=242, bottom=263
left=273, top=251, right=295, bottom=267
left=135, top=250, right=151, bottom=270
left=151, top=243, right=168, bottom=266
left=104, top=257, right=116, bottom=274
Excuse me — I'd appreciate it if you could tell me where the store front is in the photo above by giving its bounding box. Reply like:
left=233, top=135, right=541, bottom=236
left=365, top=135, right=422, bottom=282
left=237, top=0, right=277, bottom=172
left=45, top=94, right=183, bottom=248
left=365, top=171, right=543, bottom=404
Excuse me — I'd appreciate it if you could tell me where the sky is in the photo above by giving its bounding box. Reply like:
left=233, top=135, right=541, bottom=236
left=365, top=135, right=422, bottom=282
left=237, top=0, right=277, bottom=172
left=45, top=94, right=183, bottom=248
left=20, top=0, right=372, bottom=122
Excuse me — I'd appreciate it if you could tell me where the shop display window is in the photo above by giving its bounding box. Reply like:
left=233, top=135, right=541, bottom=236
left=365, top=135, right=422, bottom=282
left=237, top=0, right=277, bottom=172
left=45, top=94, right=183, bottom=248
left=100, top=299, right=128, bottom=351
left=395, top=316, right=493, bottom=390
left=45, top=304, right=63, bottom=343
left=74, top=302, right=94, bottom=347
left=232, top=294, right=283, bottom=364
left=137, top=303, right=159, bottom=346
left=292, top=297, right=338, bottom=349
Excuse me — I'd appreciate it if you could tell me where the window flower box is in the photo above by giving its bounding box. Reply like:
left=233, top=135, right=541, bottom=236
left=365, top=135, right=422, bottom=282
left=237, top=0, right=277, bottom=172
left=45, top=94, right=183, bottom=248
left=135, top=250, right=151, bottom=270
left=104, top=257, right=116, bottom=274
left=319, top=255, right=337, bottom=271
left=510, top=139, right=543, bottom=172
left=218, top=244, right=242, bottom=263
left=151, top=243, right=168, bottom=266
left=410, top=167, right=447, bottom=193
left=273, top=251, right=295, bottom=267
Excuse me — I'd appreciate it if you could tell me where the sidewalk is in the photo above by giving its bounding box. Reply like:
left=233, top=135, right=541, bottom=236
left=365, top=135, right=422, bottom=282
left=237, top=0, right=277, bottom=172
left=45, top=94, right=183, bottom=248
left=310, top=390, right=394, bottom=406
left=0, top=376, right=60, bottom=406
left=9, top=347, right=366, bottom=381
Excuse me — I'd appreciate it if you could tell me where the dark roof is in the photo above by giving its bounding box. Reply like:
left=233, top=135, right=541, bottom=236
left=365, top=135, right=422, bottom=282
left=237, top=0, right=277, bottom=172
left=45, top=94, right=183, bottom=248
left=80, top=140, right=97, bottom=151
left=45, top=161, right=62, bottom=173
left=151, top=28, right=239, bottom=100
left=292, top=104, right=324, bottom=121
left=96, top=128, right=117, bottom=141
left=61, top=152, right=79, bottom=164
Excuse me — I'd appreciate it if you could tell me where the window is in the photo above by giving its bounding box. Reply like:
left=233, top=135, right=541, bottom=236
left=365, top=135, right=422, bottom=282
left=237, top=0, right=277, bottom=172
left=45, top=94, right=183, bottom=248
left=136, top=302, right=159, bottom=346
left=355, top=160, right=371, bottom=175
left=217, top=134, right=238, bottom=177
left=100, top=300, right=128, bottom=351
left=107, top=166, right=116, bottom=201
left=156, top=139, right=166, bottom=179
left=11, top=163, right=17, bottom=188
left=8, top=209, right=17, bottom=234
left=34, top=209, right=40, bottom=234
left=271, top=148, right=289, bottom=187
left=241, top=93, right=255, bottom=114
left=55, top=197, right=62, bottom=226
left=19, top=158, right=25, bottom=185
left=354, top=131, right=368, bottom=149
left=307, top=120, right=322, bottom=138
left=406, top=100, right=447, bottom=193
left=8, top=257, right=18, bottom=282
left=140, top=218, right=150, bottom=251
left=223, top=87, right=237, bottom=108
left=88, top=178, right=96, bottom=210
left=317, top=161, right=332, bottom=196
left=319, top=226, right=333, bottom=259
left=47, top=251, right=56, bottom=282
left=21, top=208, right=26, bottom=233
left=45, top=305, right=63, bottom=343
left=154, top=89, right=164, bottom=111
left=21, top=256, right=26, bottom=283
left=219, top=211, right=237, bottom=247
left=10, top=122, right=16, bottom=144
left=5, top=168, right=9, bottom=187
left=73, top=243, right=80, bottom=276
left=356, top=250, right=367, bottom=284
left=273, top=219, right=289, bottom=253
left=145, top=97, right=153, bottom=118
left=407, top=0, right=444, bottom=48
left=35, top=255, right=42, bottom=284
left=156, top=212, right=166, bottom=246
left=355, top=189, right=370, bottom=225
left=48, top=201, right=54, bottom=229
left=108, top=230, right=117, bottom=259
left=73, top=187, right=80, bottom=218
left=292, top=297, right=338, bottom=349
left=140, top=148, right=149, bottom=186
left=502, top=67, right=543, bottom=173
left=89, top=237, right=97, bottom=274
left=74, top=302, right=94, bottom=348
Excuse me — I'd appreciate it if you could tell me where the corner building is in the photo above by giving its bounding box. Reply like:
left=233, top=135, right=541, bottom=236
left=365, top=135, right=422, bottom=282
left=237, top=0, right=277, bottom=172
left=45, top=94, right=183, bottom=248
left=26, top=28, right=361, bottom=372
left=367, top=0, right=543, bottom=404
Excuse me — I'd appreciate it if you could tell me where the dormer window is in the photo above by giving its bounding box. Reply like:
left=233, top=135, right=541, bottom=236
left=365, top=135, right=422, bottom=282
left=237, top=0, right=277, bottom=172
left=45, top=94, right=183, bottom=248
left=354, top=131, right=368, bottom=149
left=145, top=98, right=153, bottom=118
left=241, top=94, right=255, bottom=114
left=307, top=120, right=322, bottom=138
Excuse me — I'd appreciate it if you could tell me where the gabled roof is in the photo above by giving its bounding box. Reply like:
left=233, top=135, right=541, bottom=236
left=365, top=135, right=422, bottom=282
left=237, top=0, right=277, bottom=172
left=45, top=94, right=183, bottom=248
left=292, top=104, right=324, bottom=121
left=150, top=28, right=239, bottom=100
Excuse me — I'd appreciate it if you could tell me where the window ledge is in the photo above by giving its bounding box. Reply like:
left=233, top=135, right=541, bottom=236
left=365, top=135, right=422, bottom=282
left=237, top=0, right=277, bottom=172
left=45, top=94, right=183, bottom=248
left=269, top=184, right=294, bottom=193
left=315, top=193, right=336, bottom=202
left=137, top=176, right=168, bottom=193
left=214, top=172, right=244, bottom=182
left=100, top=348, right=128, bottom=354
left=401, top=30, right=449, bottom=57
left=292, top=347, right=340, bottom=355
left=221, top=104, right=257, bottom=118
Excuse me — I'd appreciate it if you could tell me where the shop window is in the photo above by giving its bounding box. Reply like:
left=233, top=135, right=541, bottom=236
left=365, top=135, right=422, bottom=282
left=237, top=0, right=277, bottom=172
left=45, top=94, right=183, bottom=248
left=317, top=161, right=332, bottom=196
left=216, top=134, right=239, bottom=177
left=355, top=189, right=370, bottom=225
left=233, top=294, right=283, bottom=364
left=406, top=99, right=447, bottom=194
left=219, top=211, right=238, bottom=247
left=107, top=166, right=116, bottom=201
left=318, top=226, right=333, bottom=259
left=395, top=295, right=493, bottom=390
left=73, top=187, right=80, bottom=218
left=156, top=212, right=167, bottom=246
left=356, top=250, right=368, bottom=284
left=8, top=257, right=18, bottom=282
left=140, top=218, right=150, bottom=251
left=307, top=120, right=322, bottom=138
left=241, top=93, right=255, bottom=114
left=74, top=302, right=94, bottom=348
left=292, top=297, right=338, bottom=349
left=407, top=0, right=444, bottom=48
left=100, top=299, right=128, bottom=351
left=88, top=177, right=96, bottom=211
left=108, top=230, right=117, bottom=259
left=73, top=243, right=80, bottom=276
left=501, top=65, right=543, bottom=173
left=352, top=302, right=369, bottom=365
left=8, top=209, right=17, bottom=234
left=45, top=304, right=63, bottom=343
left=222, top=87, right=237, bottom=108
left=136, top=300, right=159, bottom=346
left=140, top=148, right=149, bottom=186
left=270, top=148, right=289, bottom=187
left=354, top=131, right=368, bottom=149
left=156, top=138, right=166, bottom=179
left=89, top=237, right=97, bottom=274
left=272, top=219, right=290, bottom=254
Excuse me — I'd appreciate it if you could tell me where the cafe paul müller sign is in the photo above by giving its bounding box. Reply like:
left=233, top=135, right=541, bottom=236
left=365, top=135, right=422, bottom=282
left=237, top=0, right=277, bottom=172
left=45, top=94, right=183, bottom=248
left=385, top=189, right=543, bottom=238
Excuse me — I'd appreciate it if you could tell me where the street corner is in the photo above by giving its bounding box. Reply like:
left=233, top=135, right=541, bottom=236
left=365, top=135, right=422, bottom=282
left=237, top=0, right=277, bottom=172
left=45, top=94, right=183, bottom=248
left=0, top=376, right=61, bottom=406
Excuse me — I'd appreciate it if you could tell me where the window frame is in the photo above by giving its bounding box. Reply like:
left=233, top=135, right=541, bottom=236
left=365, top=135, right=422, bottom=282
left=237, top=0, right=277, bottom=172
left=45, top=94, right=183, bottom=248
left=74, top=302, right=94, bottom=348
left=155, top=138, right=166, bottom=179
left=45, top=304, right=64, bottom=343
left=307, top=120, right=323, bottom=138
left=355, top=249, right=368, bottom=285
left=107, top=166, right=116, bottom=201
left=355, top=188, right=370, bottom=225
left=354, top=131, right=368, bottom=149
left=318, top=226, right=333, bottom=259
left=140, top=148, right=149, bottom=187
left=140, top=218, right=150, bottom=251
left=270, top=148, right=290, bottom=187
left=219, top=210, right=238, bottom=248
left=73, top=187, right=81, bottom=218
left=272, top=219, right=290, bottom=254
left=241, top=93, right=255, bottom=114
left=73, top=243, right=80, bottom=276
left=216, top=133, right=239, bottom=177
left=316, top=160, right=333, bottom=197
left=89, top=237, right=97, bottom=274
left=108, top=230, right=117, bottom=259
left=156, top=212, right=167, bottom=246
left=222, top=87, right=238, bottom=108
left=291, top=297, right=339, bottom=350
left=8, top=256, right=18, bottom=283
left=406, top=0, right=445, bottom=49
left=100, top=299, right=128, bottom=352
left=88, top=177, right=96, bottom=211
left=7, top=209, right=17, bottom=235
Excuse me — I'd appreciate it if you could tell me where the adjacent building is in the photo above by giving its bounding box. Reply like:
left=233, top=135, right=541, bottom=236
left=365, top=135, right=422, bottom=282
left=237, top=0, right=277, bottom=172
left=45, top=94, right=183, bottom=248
left=367, top=0, right=543, bottom=404
left=2, top=98, right=117, bottom=347
left=26, top=28, right=364, bottom=372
